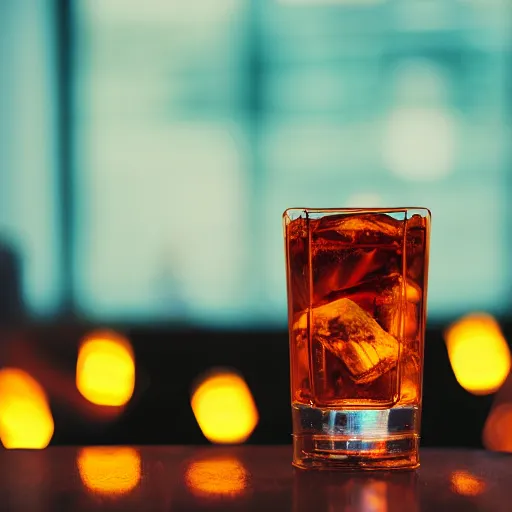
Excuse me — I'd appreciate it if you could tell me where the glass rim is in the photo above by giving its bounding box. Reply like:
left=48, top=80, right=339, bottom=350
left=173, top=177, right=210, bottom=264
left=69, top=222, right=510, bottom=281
left=283, top=207, right=431, bottom=221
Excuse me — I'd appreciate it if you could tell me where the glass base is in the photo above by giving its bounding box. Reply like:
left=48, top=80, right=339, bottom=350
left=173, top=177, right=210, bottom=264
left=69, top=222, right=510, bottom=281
left=292, top=403, right=420, bottom=471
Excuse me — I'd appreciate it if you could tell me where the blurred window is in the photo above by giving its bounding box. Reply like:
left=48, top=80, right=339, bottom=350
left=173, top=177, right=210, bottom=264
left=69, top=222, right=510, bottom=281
left=3, top=0, right=512, bottom=326
left=0, top=0, right=61, bottom=317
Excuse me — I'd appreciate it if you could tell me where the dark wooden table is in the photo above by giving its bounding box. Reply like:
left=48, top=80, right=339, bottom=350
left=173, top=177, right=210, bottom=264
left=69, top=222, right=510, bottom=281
left=0, top=446, right=511, bottom=511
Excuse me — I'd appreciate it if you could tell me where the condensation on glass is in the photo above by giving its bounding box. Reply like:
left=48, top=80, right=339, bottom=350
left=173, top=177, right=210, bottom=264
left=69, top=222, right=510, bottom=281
left=284, top=207, right=430, bottom=470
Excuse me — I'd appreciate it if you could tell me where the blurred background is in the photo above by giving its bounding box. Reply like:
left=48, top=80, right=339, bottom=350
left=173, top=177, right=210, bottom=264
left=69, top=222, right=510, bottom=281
left=1, top=0, right=512, bottom=457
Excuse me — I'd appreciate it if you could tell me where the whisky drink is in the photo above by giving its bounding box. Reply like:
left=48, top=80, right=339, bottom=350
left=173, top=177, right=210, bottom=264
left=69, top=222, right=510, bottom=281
left=284, top=208, right=430, bottom=470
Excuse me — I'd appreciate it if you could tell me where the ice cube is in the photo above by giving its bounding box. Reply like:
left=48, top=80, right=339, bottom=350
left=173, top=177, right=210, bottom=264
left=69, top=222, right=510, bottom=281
left=314, top=213, right=403, bottom=245
left=287, top=220, right=310, bottom=313
left=406, top=215, right=428, bottom=281
left=407, top=213, right=427, bottom=230
left=287, top=216, right=309, bottom=240
left=292, top=321, right=309, bottom=377
left=406, top=280, right=421, bottom=303
left=377, top=274, right=420, bottom=340
left=400, top=355, right=420, bottom=404
left=386, top=302, right=418, bottom=340
left=295, top=298, right=400, bottom=384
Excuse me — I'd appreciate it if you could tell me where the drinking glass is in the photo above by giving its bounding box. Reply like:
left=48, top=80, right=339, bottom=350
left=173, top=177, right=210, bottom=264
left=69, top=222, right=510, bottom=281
left=284, top=208, right=430, bottom=470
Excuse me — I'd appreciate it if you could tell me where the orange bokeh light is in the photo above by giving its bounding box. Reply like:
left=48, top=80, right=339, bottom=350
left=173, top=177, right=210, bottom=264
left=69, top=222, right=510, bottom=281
left=0, top=368, right=54, bottom=449
left=445, top=314, right=511, bottom=395
left=76, top=330, right=135, bottom=406
left=185, top=455, right=249, bottom=498
left=483, top=403, right=512, bottom=453
left=191, top=370, right=258, bottom=444
left=77, top=447, right=141, bottom=496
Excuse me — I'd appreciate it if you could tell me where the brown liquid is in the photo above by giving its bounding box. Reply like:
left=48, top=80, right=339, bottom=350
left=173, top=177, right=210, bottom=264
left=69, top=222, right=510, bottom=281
left=285, top=212, right=428, bottom=408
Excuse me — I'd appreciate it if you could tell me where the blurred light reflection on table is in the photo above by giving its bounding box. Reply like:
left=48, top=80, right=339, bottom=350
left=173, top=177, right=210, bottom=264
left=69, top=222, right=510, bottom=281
left=0, top=447, right=509, bottom=511
left=293, top=470, right=419, bottom=512
left=185, top=454, right=250, bottom=499
left=450, top=470, right=487, bottom=497
left=77, top=447, right=141, bottom=497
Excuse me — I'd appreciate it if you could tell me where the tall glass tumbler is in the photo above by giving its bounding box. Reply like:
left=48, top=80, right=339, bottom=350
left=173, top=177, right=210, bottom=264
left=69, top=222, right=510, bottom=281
left=284, top=208, right=430, bottom=470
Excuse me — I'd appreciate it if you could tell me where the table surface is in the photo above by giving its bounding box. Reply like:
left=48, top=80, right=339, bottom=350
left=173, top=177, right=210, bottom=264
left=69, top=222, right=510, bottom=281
left=0, top=446, right=511, bottom=511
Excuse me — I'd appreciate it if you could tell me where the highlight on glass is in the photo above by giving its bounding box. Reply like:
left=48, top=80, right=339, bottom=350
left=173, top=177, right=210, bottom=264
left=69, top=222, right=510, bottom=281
left=284, top=207, right=430, bottom=470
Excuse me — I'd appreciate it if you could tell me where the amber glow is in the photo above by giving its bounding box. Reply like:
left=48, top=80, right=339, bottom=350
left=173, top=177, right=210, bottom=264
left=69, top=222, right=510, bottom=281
left=0, top=368, right=54, bottom=449
left=185, top=455, right=249, bottom=498
left=445, top=314, right=511, bottom=395
left=361, top=481, right=387, bottom=512
left=76, top=331, right=135, bottom=406
left=191, top=370, right=258, bottom=444
left=483, top=403, right=512, bottom=452
left=77, top=447, right=141, bottom=496
left=450, top=470, right=486, bottom=496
